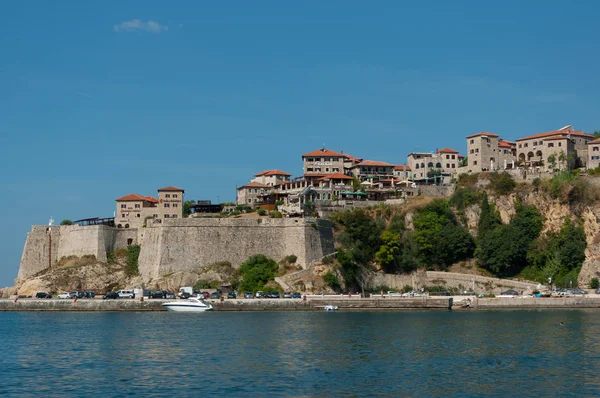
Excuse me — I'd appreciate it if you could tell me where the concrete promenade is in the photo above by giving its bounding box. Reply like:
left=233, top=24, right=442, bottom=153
left=3, top=295, right=600, bottom=311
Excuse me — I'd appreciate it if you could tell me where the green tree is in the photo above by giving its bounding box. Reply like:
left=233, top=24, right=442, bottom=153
left=323, top=271, right=341, bottom=291
left=60, top=219, right=73, bottom=225
left=238, top=254, right=279, bottom=292
left=593, top=131, right=600, bottom=138
left=375, top=231, right=403, bottom=273
left=193, top=279, right=212, bottom=290
left=125, top=245, right=141, bottom=276
left=477, top=192, right=502, bottom=241
left=547, top=154, right=557, bottom=170
left=183, top=200, right=196, bottom=217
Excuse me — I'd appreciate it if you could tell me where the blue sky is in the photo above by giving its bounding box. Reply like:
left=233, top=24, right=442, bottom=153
left=1, top=1, right=599, bottom=286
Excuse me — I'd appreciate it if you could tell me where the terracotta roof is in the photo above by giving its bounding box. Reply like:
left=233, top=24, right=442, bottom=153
left=254, top=169, right=291, bottom=177
left=116, top=193, right=152, bottom=202
left=302, top=148, right=345, bottom=158
left=394, top=165, right=412, bottom=171
left=304, top=173, right=328, bottom=178
left=343, top=153, right=363, bottom=162
left=516, top=126, right=593, bottom=142
left=157, top=186, right=184, bottom=192
left=437, top=148, right=459, bottom=154
left=588, top=138, right=600, bottom=145
left=317, top=173, right=354, bottom=181
left=498, top=140, right=515, bottom=148
left=238, top=182, right=271, bottom=189
left=466, top=132, right=499, bottom=139
left=144, top=196, right=159, bottom=203
left=353, top=160, right=394, bottom=167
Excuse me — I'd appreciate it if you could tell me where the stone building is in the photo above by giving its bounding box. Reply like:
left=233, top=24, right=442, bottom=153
left=407, top=149, right=462, bottom=181
left=115, top=186, right=184, bottom=229
left=349, top=160, right=395, bottom=182
left=516, top=125, right=593, bottom=170
left=394, top=164, right=412, bottom=180
left=236, top=181, right=271, bottom=206
left=251, top=169, right=291, bottom=186
left=588, top=138, right=600, bottom=170
left=301, top=147, right=348, bottom=181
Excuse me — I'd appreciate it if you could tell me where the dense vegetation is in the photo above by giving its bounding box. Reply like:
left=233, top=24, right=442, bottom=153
left=329, top=172, right=591, bottom=290
left=238, top=254, right=278, bottom=292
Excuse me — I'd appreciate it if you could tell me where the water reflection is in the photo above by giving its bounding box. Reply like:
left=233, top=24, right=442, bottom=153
left=0, top=310, right=600, bottom=396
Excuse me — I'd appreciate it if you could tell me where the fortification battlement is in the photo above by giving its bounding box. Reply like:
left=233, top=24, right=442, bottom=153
left=17, top=218, right=335, bottom=284
left=150, top=217, right=331, bottom=228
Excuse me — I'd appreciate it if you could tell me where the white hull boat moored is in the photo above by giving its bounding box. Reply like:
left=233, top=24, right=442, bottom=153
left=162, top=297, right=213, bottom=312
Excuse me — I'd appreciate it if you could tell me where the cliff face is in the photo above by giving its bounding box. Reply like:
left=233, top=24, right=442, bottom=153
left=460, top=184, right=600, bottom=286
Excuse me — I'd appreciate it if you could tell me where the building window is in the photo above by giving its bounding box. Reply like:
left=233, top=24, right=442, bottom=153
left=446, top=163, right=450, bottom=168
left=164, top=203, right=170, bottom=208
left=519, top=144, right=522, bottom=148
left=473, top=161, right=478, bottom=165
left=136, top=214, right=141, bottom=218
left=594, top=147, right=599, bottom=152
left=173, top=194, right=178, bottom=198
left=121, top=204, right=126, bottom=209
left=470, top=149, right=474, bottom=154
left=592, top=156, right=600, bottom=160
left=548, top=143, right=554, bottom=148
left=452, top=155, right=455, bottom=159
left=558, top=143, right=562, bottom=147
left=524, top=143, right=528, bottom=147
left=475, top=148, right=479, bottom=153
left=248, top=199, right=251, bottom=203
left=173, top=203, right=178, bottom=208
left=164, top=214, right=169, bottom=218
left=135, top=204, right=140, bottom=209
left=416, top=164, right=420, bottom=169
left=172, top=215, right=177, bottom=218
left=452, top=164, right=456, bottom=168
left=165, top=194, right=171, bottom=198
left=446, top=155, right=450, bottom=159
left=307, top=168, right=313, bottom=172
left=470, top=139, right=474, bottom=144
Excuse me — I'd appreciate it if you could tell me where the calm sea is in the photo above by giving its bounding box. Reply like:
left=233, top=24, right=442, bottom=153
left=1, top=310, right=599, bottom=397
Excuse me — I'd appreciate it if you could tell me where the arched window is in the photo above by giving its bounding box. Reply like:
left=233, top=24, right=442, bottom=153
left=421, top=163, right=425, bottom=168
left=435, top=162, right=442, bottom=168
left=416, top=164, right=420, bottom=169
left=428, top=162, right=434, bottom=168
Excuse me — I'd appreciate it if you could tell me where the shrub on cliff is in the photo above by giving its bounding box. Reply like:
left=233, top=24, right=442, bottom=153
left=239, top=254, right=278, bottom=292
left=488, top=172, right=516, bottom=195
left=125, top=245, right=141, bottom=276
left=60, top=219, right=73, bottom=225
left=323, top=271, right=341, bottom=292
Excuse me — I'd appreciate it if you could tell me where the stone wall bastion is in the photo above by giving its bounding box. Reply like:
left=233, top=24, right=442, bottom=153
left=16, top=218, right=335, bottom=284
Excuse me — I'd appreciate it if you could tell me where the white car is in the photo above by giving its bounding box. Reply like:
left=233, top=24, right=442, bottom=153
left=57, top=292, right=71, bottom=299
left=116, top=290, right=135, bottom=299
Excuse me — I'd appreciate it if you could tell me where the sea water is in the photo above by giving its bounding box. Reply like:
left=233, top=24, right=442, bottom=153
left=0, top=310, right=599, bottom=397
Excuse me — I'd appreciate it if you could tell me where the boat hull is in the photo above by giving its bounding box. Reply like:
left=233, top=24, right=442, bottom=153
left=162, top=303, right=213, bottom=312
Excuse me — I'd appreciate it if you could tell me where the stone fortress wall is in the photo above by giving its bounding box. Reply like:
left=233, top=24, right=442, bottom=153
left=16, top=218, right=335, bottom=284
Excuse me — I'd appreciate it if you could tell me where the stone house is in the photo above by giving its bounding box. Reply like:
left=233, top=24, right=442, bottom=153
left=115, top=186, right=184, bottom=229
left=302, top=147, right=348, bottom=181
left=588, top=138, right=600, bottom=170
left=350, top=160, right=395, bottom=182
left=251, top=169, right=291, bottom=186
left=516, top=125, right=593, bottom=170
left=394, top=164, right=412, bottom=180
left=236, top=181, right=271, bottom=206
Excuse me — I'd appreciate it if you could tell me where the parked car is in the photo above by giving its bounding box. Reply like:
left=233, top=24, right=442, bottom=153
left=571, top=288, right=588, bottom=295
left=268, top=292, right=280, bottom=299
left=85, top=292, right=95, bottom=298
left=57, top=292, right=71, bottom=299
left=255, top=291, right=266, bottom=299
left=35, top=292, right=52, bottom=299
left=498, top=290, right=520, bottom=297
left=292, top=292, right=301, bottom=299
left=227, top=292, right=237, bottom=299
left=180, top=292, right=191, bottom=299
left=244, top=292, right=253, bottom=299
left=164, top=291, right=176, bottom=299
left=283, top=292, right=292, bottom=298
left=150, top=290, right=166, bottom=299
left=210, top=292, right=221, bottom=299
left=103, top=292, right=119, bottom=300
left=116, top=290, right=135, bottom=299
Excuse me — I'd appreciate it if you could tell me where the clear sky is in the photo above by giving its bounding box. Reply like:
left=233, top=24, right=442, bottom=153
left=1, top=1, right=599, bottom=286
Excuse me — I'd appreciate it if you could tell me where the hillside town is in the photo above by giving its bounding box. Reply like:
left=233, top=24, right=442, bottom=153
left=111, top=125, right=600, bottom=225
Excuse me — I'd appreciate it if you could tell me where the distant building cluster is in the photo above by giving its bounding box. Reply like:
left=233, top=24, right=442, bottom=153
left=236, top=124, right=600, bottom=210
left=115, top=186, right=184, bottom=228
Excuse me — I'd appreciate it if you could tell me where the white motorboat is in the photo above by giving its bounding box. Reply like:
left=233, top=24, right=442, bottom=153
left=324, top=305, right=339, bottom=311
left=162, top=297, right=213, bottom=312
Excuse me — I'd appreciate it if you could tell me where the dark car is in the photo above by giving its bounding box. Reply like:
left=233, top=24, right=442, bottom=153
left=210, top=292, right=221, bottom=299
left=180, top=292, right=191, bottom=299
left=85, top=292, right=95, bottom=298
left=35, top=292, right=52, bottom=299
left=164, top=291, right=176, bottom=299
left=500, top=290, right=519, bottom=296
left=268, top=292, right=280, bottom=299
left=292, top=292, right=301, bottom=299
left=244, top=292, right=253, bottom=299
left=227, top=292, right=237, bottom=299
left=103, top=292, right=119, bottom=300
left=151, top=290, right=166, bottom=299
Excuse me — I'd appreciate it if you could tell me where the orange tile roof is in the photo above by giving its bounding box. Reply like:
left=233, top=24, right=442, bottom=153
left=302, top=148, right=345, bottom=158
left=394, top=165, right=412, bottom=171
left=317, top=173, right=354, bottom=181
left=466, top=132, right=499, bottom=139
left=343, top=153, right=363, bottom=162
left=144, top=196, right=159, bottom=203
left=437, top=148, right=459, bottom=154
left=116, top=193, right=152, bottom=202
left=498, top=140, right=514, bottom=148
left=354, top=160, right=394, bottom=167
left=255, top=169, right=291, bottom=177
left=589, top=138, right=600, bottom=145
left=238, top=181, right=271, bottom=189
left=516, top=126, right=593, bottom=142
left=157, top=186, right=184, bottom=192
